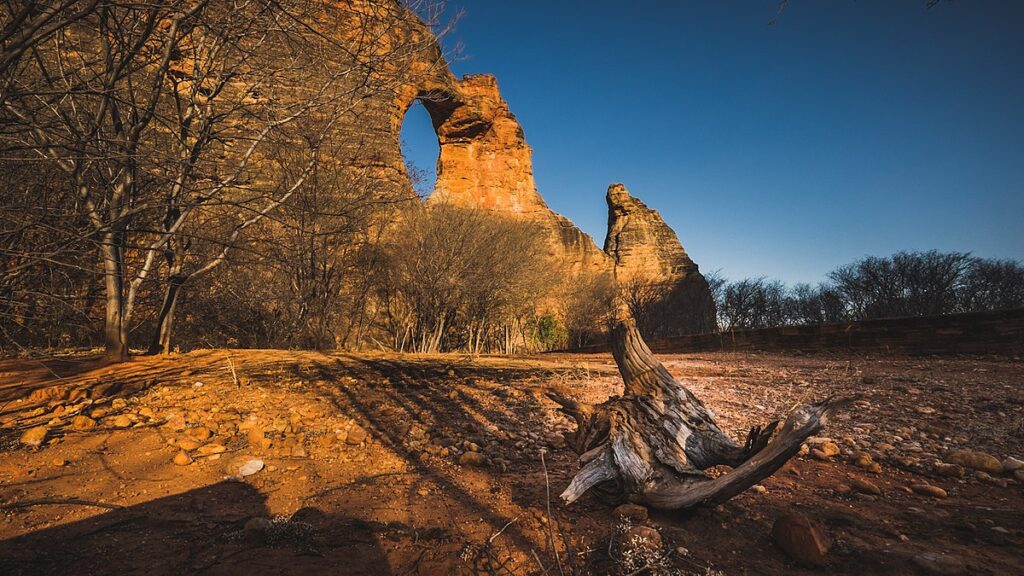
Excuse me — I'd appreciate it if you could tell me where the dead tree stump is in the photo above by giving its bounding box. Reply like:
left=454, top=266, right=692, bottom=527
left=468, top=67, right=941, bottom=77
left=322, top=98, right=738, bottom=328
left=550, top=318, right=853, bottom=510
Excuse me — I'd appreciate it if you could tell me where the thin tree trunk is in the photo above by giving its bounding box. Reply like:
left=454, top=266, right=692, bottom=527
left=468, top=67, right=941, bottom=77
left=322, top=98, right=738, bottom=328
left=100, top=233, right=128, bottom=362
left=146, top=275, right=185, bottom=355
left=550, top=317, right=854, bottom=510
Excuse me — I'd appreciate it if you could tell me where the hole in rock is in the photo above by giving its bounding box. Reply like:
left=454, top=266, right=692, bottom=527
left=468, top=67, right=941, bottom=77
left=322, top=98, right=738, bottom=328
left=400, top=100, right=440, bottom=200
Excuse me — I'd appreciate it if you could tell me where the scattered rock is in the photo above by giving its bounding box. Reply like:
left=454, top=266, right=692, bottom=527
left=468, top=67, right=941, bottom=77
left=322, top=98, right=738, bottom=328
left=225, top=456, right=264, bottom=477
left=19, top=426, right=48, bottom=448
left=188, top=426, right=213, bottom=441
left=622, top=525, right=662, bottom=552
left=178, top=439, right=201, bottom=451
left=111, top=414, right=132, bottom=428
left=50, top=458, right=67, bottom=467
left=910, top=484, right=947, bottom=498
left=810, top=449, right=830, bottom=461
left=346, top=425, right=368, bottom=445
left=71, top=415, right=97, bottom=431
left=173, top=451, right=193, bottom=466
left=911, top=552, right=967, bottom=575
left=934, top=462, right=965, bottom=478
left=974, top=471, right=1008, bottom=488
left=1002, top=456, right=1023, bottom=473
left=1015, top=469, right=1024, bottom=483
left=850, top=477, right=881, bottom=496
left=613, top=503, right=648, bottom=523
left=243, top=517, right=273, bottom=545
left=197, top=443, right=226, bottom=455
left=819, top=441, right=841, bottom=458
left=751, top=484, right=768, bottom=494
left=459, top=451, right=486, bottom=467
left=771, top=514, right=830, bottom=567
left=945, top=449, right=1003, bottom=475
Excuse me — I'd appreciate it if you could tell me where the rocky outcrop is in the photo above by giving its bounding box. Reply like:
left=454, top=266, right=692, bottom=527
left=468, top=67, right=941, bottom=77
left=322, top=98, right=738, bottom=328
left=604, top=183, right=716, bottom=334
left=418, top=74, right=610, bottom=277
left=604, top=183, right=698, bottom=283
left=351, top=1, right=715, bottom=332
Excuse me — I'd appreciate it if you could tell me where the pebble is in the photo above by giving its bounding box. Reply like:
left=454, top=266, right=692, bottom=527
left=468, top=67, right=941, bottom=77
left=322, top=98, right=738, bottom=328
left=346, top=425, right=368, bottom=445
left=173, top=451, right=193, bottom=466
left=1015, top=469, right=1024, bottom=483
left=850, top=477, right=881, bottom=496
left=622, top=525, right=661, bottom=551
left=71, top=415, right=97, bottom=431
left=197, top=443, right=226, bottom=455
left=226, top=456, right=264, bottom=477
left=819, top=441, right=841, bottom=458
left=911, top=552, right=967, bottom=575
left=188, top=427, right=213, bottom=441
left=613, top=503, right=648, bottom=522
left=771, top=514, right=830, bottom=567
left=112, top=414, right=132, bottom=428
left=945, top=449, right=1003, bottom=475
left=933, top=462, right=965, bottom=478
left=50, top=458, right=67, bottom=467
left=751, top=484, right=768, bottom=494
left=910, top=484, right=947, bottom=498
left=19, top=425, right=48, bottom=448
left=1002, top=456, right=1023, bottom=473
left=459, top=451, right=486, bottom=467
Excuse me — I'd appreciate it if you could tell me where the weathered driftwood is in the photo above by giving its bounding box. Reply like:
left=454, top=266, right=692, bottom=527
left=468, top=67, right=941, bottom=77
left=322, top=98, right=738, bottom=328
left=550, top=318, right=852, bottom=510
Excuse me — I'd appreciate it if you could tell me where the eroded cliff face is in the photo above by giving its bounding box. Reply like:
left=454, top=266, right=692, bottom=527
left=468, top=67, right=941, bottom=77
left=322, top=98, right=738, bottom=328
left=354, top=0, right=715, bottom=331
left=604, top=183, right=717, bottom=334
left=413, top=74, right=609, bottom=276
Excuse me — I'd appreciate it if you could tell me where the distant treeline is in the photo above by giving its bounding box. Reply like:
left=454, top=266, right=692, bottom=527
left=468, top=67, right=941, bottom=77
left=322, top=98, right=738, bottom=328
left=705, top=251, right=1024, bottom=332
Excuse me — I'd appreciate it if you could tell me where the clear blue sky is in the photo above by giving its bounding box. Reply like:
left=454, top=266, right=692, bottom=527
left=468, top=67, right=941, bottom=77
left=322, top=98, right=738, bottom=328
left=400, top=1, right=1024, bottom=285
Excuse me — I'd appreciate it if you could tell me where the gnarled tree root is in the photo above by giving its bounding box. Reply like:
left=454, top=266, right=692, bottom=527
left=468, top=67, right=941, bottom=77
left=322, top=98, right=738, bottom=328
left=551, top=319, right=855, bottom=511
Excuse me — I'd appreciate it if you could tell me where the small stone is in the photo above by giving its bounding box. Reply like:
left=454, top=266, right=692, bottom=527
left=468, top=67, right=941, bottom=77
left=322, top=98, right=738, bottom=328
left=112, top=414, right=132, bottom=428
left=751, top=484, right=768, bottom=494
left=1014, top=469, right=1024, bottom=483
left=318, top=434, right=336, bottom=447
left=225, top=456, right=264, bottom=477
left=945, top=449, right=1003, bottom=475
left=197, top=443, right=226, bottom=455
left=173, top=451, right=193, bottom=466
left=771, top=514, right=830, bottom=567
left=623, top=525, right=662, bottom=551
left=71, top=415, right=97, bottom=431
left=177, top=439, right=200, bottom=451
left=243, top=517, right=273, bottom=544
left=613, top=503, right=648, bottom=522
left=819, top=441, right=841, bottom=458
left=111, top=398, right=127, bottom=410
left=346, top=425, right=368, bottom=445
left=459, top=451, right=486, bottom=467
left=934, top=462, right=965, bottom=478
left=798, top=443, right=809, bottom=456
left=1002, top=457, right=1024, bottom=473
left=974, top=471, right=1008, bottom=488
left=188, top=427, right=213, bottom=441
left=850, top=477, right=881, bottom=496
left=910, top=484, right=947, bottom=498
left=811, top=448, right=830, bottom=461
left=50, top=458, right=67, bottom=467
left=19, top=426, right=48, bottom=448
left=911, top=552, right=967, bottom=575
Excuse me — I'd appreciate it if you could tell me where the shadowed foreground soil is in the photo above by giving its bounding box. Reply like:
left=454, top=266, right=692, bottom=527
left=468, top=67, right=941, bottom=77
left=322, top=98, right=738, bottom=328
left=0, top=349, right=1021, bottom=574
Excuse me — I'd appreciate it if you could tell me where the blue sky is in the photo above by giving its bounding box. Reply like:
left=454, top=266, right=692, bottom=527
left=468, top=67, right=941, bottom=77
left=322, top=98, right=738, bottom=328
left=400, top=1, right=1024, bottom=284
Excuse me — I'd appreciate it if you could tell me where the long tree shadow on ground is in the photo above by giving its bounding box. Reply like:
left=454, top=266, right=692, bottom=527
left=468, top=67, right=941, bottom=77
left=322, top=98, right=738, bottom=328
left=0, top=481, right=393, bottom=576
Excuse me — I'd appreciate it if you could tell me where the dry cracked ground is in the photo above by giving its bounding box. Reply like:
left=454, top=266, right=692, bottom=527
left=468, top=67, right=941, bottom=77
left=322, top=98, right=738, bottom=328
left=0, top=348, right=1021, bottom=575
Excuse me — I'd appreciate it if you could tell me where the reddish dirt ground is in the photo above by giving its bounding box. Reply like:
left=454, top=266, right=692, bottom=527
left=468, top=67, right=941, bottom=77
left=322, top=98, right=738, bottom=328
left=0, top=349, right=1021, bottom=575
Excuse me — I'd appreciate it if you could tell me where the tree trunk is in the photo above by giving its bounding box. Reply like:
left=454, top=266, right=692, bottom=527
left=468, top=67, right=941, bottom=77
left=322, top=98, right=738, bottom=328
left=146, top=275, right=184, bottom=355
left=549, top=317, right=854, bottom=510
left=100, top=234, right=128, bottom=362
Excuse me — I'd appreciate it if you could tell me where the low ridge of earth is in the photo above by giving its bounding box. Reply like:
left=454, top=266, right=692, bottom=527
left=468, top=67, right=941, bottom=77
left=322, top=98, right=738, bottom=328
left=1, top=350, right=1021, bottom=575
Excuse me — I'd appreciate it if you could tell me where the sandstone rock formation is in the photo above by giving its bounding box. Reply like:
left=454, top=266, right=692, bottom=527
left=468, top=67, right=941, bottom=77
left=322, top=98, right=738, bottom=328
left=358, top=0, right=716, bottom=334
left=603, top=183, right=717, bottom=334
left=605, top=183, right=699, bottom=284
